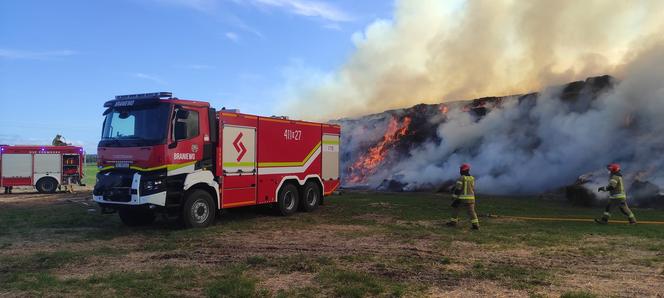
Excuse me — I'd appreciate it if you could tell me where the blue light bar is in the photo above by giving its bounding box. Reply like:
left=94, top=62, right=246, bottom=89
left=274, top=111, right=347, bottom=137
left=115, top=92, right=172, bottom=100
left=104, top=92, right=173, bottom=108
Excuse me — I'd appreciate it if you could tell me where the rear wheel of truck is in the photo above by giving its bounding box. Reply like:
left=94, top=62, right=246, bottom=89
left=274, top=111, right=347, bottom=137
left=277, top=183, right=299, bottom=216
left=36, top=177, right=58, bottom=194
left=299, top=181, right=321, bottom=212
left=118, top=208, right=155, bottom=226
left=181, top=189, right=216, bottom=228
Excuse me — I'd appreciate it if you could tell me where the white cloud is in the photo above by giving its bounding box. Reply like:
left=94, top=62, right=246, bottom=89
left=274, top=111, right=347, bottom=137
left=251, top=0, right=351, bottom=22
left=0, top=48, right=77, bottom=60
left=149, top=0, right=351, bottom=37
left=132, top=73, right=166, bottom=85
left=226, top=15, right=264, bottom=38
left=225, top=32, right=239, bottom=42
left=149, top=0, right=264, bottom=38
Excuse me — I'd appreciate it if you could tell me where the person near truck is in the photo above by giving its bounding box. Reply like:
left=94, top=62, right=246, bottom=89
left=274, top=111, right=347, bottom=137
left=446, top=163, right=480, bottom=230
left=595, top=163, right=637, bottom=225
left=63, top=167, right=79, bottom=193
left=52, top=134, right=69, bottom=146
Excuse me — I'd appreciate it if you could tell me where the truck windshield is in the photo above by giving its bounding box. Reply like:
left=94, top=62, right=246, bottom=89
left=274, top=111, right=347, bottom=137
left=100, top=103, right=171, bottom=147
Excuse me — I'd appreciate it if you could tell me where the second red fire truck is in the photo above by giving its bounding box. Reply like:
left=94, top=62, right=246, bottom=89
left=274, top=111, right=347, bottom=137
left=93, top=92, right=340, bottom=227
left=0, top=145, right=85, bottom=193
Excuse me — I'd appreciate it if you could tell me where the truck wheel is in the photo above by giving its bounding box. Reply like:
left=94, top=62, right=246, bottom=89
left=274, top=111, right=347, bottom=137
left=299, top=181, right=321, bottom=212
left=277, top=183, right=299, bottom=216
left=36, top=177, right=58, bottom=194
left=182, top=189, right=216, bottom=228
left=118, top=208, right=155, bottom=227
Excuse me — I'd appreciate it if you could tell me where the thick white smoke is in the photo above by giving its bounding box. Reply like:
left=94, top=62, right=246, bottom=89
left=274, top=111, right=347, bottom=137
left=280, top=0, right=664, bottom=121
left=347, top=37, right=664, bottom=195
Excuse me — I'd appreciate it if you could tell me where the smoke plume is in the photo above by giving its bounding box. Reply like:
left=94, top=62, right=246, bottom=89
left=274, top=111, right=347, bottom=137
left=336, top=36, right=664, bottom=198
left=281, top=0, right=664, bottom=120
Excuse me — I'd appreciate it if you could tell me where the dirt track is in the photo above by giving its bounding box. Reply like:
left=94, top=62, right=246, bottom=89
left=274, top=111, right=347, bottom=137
left=0, top=186, right=93, bottom=206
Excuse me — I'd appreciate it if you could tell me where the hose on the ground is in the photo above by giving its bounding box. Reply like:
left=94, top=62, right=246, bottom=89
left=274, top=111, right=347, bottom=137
left=491, top=215, right=664, bottom=225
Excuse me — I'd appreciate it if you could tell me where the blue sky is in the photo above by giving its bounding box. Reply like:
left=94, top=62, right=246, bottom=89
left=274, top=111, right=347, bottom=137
left=0, top=0, right=394, bottom=152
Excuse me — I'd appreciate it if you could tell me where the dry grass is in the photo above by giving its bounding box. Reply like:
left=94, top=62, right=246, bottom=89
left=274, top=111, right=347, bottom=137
left=1, top=190, right=663, bottom=297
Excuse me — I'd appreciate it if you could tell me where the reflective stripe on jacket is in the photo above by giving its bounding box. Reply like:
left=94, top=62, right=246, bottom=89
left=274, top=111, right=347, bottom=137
left=453, top=175, right=475, bottom=200
left=608, top=174, right=626, bottom=200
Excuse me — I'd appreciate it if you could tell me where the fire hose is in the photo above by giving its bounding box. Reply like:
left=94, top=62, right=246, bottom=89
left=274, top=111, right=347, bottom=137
left=484, top=214, right=664, bottom=225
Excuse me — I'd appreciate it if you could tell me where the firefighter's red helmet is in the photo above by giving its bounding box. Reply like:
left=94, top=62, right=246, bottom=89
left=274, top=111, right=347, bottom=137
left=460, top=163, right=471, bottom=172
left=607, top=163, right=620, bottom=173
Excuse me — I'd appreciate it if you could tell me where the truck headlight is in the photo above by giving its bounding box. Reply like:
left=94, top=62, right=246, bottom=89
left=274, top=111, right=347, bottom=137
left=142, top=178, right=165, bottom=193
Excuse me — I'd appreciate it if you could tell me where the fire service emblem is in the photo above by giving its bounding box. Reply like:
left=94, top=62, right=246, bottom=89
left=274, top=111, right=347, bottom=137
left=233, top=132, right=247, bottom=161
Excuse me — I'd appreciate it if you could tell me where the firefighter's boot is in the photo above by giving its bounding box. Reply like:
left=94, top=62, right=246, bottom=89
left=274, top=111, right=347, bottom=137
left=594, top=218, right=608, bottom=225
left=628, top=216, right=637, bottom=225
left=470, top=218, right=480, bottom=230
left=446, top=219, right=458, bottom=227
left=595, top=211, right=610, bottom=224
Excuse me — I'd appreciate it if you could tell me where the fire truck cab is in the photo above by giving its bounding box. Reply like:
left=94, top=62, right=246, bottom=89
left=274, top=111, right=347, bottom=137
left=93, top=92, right=340, bottom=227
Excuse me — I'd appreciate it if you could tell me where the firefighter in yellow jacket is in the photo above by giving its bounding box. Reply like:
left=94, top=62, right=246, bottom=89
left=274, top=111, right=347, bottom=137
left=595, top=163, right=637, bottom=225
left=446, top=163, right=480, bottom=230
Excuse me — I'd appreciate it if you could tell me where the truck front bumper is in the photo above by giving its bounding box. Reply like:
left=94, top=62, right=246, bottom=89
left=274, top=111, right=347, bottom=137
left=93, top=191, right=166, bottom=206
left=93, top=171, right=167, bottom=207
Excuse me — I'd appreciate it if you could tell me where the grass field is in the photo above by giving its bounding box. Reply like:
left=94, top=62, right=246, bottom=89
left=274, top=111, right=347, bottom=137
left=82, top=163, right=98, bottom=187
left=0, top=190, right=663, bottom=297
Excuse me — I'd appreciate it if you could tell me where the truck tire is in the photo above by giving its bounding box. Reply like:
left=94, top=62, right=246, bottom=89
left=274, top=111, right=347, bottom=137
left=181, top=189, right=216, bottom=228
left=118, top=208, right=155, bottom=226
left=277, top=183, right=299, bottom=216
left=299, top=181, right=321, bottom=212
left=36, top=177, right=58, bottom=194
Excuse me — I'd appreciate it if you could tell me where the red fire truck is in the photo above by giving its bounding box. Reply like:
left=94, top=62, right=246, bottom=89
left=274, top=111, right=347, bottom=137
left=93, top=92, right=340, bottom=227
left=0, top=145, right=85, bottom=193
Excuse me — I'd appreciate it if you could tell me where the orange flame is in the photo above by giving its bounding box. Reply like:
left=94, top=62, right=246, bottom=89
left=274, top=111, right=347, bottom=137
left=439, top=104, right=449, bottom=114
left=347, top=116, right=412, bottom=184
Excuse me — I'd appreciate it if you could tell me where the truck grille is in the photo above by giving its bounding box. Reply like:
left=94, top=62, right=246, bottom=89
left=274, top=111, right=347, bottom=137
left=94, top=170, right=135, bottom=203
left=102, top=187, right=132, bottom=202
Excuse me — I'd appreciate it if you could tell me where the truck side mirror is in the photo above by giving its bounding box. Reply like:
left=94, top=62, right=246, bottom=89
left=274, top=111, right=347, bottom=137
left=174, top=122, right=188, bottom=141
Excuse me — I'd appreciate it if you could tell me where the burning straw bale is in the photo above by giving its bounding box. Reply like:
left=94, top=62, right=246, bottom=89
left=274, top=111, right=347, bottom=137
left=565, top=185, right=598, bottom=207
left=376, top=179, right=407, bottom=192
left=344, top=115, right=412, bottom=185
left=629, top=180, right=663, bottom=209
left=337, top=74, right=664, bottom=200
left=466, top=96, right=504, bottom=117
left=435, top=180, right=457, bottom=194
left=564, top=174, right=599, bottom=207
